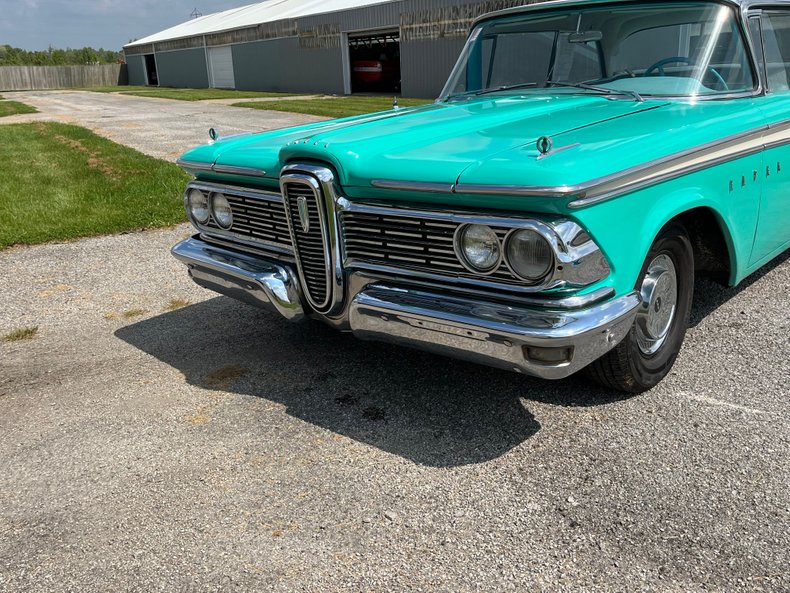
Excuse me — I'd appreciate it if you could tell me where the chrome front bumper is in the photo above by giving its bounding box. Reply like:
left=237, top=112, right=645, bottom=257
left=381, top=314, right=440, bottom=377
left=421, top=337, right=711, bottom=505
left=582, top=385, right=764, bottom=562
left=171, top=236, right=304, bottom=321
left=172, top=236, right=640, bottom=380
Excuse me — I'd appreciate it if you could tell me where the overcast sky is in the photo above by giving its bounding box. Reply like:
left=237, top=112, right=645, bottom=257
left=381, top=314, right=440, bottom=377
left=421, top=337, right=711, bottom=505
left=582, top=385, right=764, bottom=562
left=0, top=0, right=249, bottom=51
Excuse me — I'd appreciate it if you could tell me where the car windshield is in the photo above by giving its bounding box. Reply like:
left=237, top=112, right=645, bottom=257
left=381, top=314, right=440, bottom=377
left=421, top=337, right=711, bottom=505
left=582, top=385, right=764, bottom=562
left=440, top=2, right=756, bottom=100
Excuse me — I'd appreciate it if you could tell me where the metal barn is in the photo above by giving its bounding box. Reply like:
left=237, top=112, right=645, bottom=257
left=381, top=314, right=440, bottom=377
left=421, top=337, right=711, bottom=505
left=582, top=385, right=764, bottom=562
left=123, top=0, right=535, bottom=98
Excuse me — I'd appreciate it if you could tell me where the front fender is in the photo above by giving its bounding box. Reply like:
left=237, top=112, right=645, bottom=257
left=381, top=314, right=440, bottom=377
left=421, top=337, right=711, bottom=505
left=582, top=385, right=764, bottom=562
left=572, top=154, right=761, bottom=295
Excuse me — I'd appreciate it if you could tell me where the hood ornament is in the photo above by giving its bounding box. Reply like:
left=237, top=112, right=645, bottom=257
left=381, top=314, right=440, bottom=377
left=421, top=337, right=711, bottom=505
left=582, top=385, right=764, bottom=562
left=392, top=96, right=399, bottom=110
left=208, top=128, right=219, bottom=142
left=537, top=135, right=553, bottom=155
left=297, top=196, right=310, bottom=233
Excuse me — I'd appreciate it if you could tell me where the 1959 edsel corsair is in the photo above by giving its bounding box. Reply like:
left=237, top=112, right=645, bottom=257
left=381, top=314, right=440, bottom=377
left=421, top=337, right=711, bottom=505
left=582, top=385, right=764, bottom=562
left=172, top=0, right=790, bottom=393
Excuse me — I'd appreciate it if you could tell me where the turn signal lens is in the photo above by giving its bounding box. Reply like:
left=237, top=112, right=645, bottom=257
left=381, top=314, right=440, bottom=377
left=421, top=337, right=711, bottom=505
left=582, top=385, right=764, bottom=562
left=457, top=224, right=501, bottom=273
left=187, top=189, right=210, bottom=224
left=211, top=193, right=233, bottom=229
left=506, top=229, right=554, bottom=282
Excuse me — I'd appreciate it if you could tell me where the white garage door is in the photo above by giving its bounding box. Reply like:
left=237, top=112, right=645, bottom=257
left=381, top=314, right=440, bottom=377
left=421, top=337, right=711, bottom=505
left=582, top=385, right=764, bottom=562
left=208, top=46, right=235, bottom=89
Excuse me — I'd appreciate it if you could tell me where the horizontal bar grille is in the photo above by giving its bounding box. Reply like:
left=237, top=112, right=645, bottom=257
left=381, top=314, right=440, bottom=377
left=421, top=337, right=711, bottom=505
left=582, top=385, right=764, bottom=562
left=341, top=211, right=521, bottom=284
left=204, top=190, right=292, bottom=252
left=284, top=183, right=330, bottom=308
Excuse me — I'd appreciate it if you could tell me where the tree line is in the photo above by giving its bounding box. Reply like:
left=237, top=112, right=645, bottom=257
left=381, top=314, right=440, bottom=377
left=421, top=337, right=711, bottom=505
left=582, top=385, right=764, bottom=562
left=0, top=45, right=122, bottom=66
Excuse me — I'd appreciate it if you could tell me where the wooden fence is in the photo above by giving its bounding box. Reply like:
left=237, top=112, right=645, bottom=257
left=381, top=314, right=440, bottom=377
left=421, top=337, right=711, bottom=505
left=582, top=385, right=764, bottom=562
left=0, top=64, right=127, bottom=91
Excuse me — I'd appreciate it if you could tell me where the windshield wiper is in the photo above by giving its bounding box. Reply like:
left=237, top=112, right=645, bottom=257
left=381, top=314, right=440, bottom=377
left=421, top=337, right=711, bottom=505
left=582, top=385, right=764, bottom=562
left=546, top=81, right=643, bottom=103
left=445, top=82, right=538, bottom=101
left=472, top=82, right=538, bottom=97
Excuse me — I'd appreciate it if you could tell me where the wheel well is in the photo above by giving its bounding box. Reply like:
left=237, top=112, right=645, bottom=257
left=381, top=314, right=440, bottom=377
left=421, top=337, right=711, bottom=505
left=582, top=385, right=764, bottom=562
left=671, top=208, right=731, bottom=283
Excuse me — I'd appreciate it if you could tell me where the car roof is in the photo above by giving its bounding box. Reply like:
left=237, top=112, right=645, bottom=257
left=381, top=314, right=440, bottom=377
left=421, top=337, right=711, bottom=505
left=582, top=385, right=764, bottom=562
left=473, top=0, right=790, bottom=28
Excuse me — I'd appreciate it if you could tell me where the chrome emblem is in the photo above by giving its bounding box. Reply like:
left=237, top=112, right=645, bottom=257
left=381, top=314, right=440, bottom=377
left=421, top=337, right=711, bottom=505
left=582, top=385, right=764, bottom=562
left=537, top=135, right=553, bottom=155
left=297, top=196, right=310, bottom=233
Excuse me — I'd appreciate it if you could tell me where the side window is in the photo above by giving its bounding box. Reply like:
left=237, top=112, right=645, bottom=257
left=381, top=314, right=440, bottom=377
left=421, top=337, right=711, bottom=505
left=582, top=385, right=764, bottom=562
left=761, top=11, right=790, bottom=91
left=749, top=16, right=766, bottom=82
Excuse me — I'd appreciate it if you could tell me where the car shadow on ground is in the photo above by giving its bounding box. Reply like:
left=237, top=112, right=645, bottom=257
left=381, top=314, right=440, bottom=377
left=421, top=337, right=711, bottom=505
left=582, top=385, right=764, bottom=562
left=115, top=296, right=629, bottom=467
left=689, top=249, right=789, bottom=327
left=115, top=250, right=787, bottom=467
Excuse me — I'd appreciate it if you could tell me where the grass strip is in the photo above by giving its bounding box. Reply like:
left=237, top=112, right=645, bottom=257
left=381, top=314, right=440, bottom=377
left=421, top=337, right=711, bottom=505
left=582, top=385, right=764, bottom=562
left=0, top=122, right=188, bottom=248
left=0, top=100, right=37, bottom=117
left=232, top=96, right=432, bottom=118
left=86, top=86, right=295, bottom=101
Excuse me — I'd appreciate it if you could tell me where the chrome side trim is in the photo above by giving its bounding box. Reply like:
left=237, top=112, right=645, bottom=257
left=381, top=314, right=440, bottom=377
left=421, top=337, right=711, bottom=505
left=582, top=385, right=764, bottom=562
left=370, top=118, right=790, bottom=207
left=458, top=123, right=771, bottom=202
left=177, top=158, right=267, bottom=178
left=349, top=285, right=641, bottom=380
left=177, top=158, right=213, bottom=171
left=171, top=236, right=304, bottom=321
left=212, top=164, right=267, bottom=177
left=371, top=179, right=455, bottom=193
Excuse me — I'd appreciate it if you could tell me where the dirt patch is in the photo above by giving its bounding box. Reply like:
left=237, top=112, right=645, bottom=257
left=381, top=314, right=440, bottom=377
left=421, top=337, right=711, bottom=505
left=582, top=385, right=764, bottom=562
left=52, top=133, right=124, bottom=181
left=201, top=364, right=249, bottom=391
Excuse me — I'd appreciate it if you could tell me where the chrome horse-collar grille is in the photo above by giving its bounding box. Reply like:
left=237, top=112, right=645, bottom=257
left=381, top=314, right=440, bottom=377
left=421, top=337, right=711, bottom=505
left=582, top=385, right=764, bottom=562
left=280, top=165, right=348, bottom=315
left=281, top=175, right=332, bottom=312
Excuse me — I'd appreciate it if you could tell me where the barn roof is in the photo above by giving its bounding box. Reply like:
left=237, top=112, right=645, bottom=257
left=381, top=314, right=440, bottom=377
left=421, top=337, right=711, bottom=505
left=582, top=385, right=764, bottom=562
left=125, top=0, right=401, bottom=48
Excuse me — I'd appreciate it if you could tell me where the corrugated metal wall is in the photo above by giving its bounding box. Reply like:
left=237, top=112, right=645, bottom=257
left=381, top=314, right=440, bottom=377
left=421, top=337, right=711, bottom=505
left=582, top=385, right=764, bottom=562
left=232, top=38, right=345, bottom=94
left=401, top=38, right=466, bottom=98
left=156, top=48, right=209, bottom=88
left=123, top=0, right=544, bottom=98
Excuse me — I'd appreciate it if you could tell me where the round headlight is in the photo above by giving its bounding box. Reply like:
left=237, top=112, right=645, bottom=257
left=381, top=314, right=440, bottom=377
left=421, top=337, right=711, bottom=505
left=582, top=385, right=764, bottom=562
left=457, top=224, right=501, bottom=273
left=211, top=193, right=233, bottom=229
left=506, top=229, right=554, bottom=282
left=187, top=189, right=210, bottom=224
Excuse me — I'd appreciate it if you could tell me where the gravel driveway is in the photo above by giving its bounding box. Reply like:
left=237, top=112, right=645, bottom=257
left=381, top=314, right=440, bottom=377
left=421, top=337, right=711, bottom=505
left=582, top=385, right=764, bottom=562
left=0, top=90, right=322, bottom=160
left=1, top=93, right=789, bottom=592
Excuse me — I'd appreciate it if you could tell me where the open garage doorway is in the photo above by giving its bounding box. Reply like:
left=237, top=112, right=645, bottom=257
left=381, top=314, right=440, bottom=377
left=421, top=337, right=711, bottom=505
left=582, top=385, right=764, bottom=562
left=347, top=30, right=401, bottom=94
left=143, top=54, right=158, bottom=86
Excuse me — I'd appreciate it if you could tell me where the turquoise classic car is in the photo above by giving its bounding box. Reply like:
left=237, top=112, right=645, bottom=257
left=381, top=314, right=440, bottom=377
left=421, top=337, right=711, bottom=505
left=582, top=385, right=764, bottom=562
left=172, top=0, right=790, bottom=393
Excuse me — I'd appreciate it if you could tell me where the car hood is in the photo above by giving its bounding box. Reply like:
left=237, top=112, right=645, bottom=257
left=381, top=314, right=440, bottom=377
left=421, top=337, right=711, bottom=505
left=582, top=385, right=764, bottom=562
left=181, top=95, right=667, bottom=187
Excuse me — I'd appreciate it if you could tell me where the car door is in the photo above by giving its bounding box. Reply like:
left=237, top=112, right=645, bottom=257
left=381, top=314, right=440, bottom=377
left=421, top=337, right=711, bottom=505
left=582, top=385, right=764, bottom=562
left=748, top=9, right=790, bottom=266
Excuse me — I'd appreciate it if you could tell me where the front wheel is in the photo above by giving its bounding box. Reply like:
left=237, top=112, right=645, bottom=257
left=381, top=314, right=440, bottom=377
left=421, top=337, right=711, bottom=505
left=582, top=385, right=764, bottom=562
left=586, top=223, right=695, bottom=393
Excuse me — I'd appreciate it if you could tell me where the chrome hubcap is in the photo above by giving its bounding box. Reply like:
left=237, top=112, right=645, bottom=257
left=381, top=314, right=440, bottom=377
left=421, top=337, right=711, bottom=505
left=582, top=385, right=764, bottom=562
left=636, top=254, right=678, bottom=355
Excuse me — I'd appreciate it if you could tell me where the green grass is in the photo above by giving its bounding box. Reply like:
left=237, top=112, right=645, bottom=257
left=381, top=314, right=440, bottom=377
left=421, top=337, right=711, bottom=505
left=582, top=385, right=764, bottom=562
left=232, top=96, right=433, bottom=118
left=84, top=86, right=151, bottom=93
left=85, top=86, right=294, bottom=101
left=0, top=122, right=189, bottom=248
left=0, top=100, right=37, bottom=117
left=3, top=326, right=38, bottom=342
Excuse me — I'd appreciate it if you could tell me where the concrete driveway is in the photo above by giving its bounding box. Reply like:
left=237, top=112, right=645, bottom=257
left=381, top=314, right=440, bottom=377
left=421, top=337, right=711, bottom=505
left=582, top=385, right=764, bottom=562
left=0, top=90, right=322, bottom=160
left=0, top=92, right=788, bottom=592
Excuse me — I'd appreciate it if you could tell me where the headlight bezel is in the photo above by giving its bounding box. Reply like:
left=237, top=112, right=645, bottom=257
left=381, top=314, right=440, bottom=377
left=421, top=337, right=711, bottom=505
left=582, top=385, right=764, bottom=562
left=453, top=223, right=503, bottom=275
